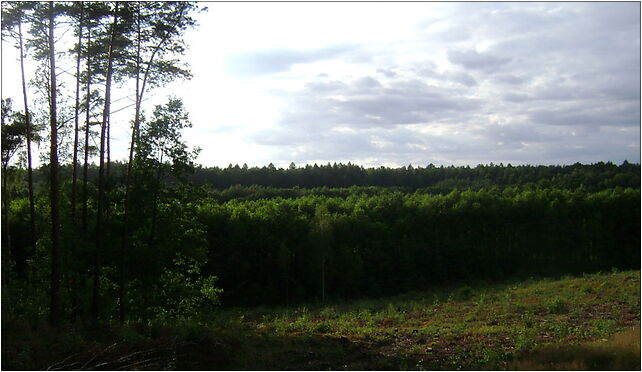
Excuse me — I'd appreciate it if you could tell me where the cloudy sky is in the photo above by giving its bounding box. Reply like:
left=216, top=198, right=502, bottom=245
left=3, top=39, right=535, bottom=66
left=2, top=1, right=640, bottom=168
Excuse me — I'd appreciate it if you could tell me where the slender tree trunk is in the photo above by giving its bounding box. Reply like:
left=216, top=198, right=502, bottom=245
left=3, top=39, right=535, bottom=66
left=141, top=155, right=164, bottom=321
left=69, top=3, right=84, bottom=322
left=321, top=257, right=325, bottom=303
left=148, top=154, right=163, bottom=250
left=106, top=116, right=110, bottom=177
left=81, top=26, right=91, bottom=322
left=2, top=164, right=11, bottom=263
left=48, top=0, right=62, bottom=326
left=119, top=5, right=188, bottom=322
left=1, top=160, right=11, bottom=310
left=82, top=27, right=91, bottom=234
left=1, top=104, right=11, bottom=264
left=93, top=4, right=118, bottom=322
left=118, top=3, right=143, bottom=324
left=18, top=21, right=36, bottom=257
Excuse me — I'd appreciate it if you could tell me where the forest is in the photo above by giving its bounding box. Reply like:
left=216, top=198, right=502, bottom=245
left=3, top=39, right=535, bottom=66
left=0, top=1, right=640, bottom=370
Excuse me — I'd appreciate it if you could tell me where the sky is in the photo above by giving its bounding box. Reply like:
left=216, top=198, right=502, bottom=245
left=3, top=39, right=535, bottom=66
left=2, top=1, right=641, bottom=168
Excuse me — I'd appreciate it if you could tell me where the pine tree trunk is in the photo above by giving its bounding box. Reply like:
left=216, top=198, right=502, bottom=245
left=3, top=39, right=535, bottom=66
left=70, top=3, right=84, bottom=322
left=93, top=4, right=118, bottom=322
left=82, top=27, right=91, bottom=234
left=18, top=21, right=36, bottom=260
left=2, top=164, right=11, bottom=266
left=148, top=154, right=164, bottom=251
left=106, top=116, right=110, bottom=177
left=119, top=3, right=143, bottom=325
left=1, top=100, right=11, bottom=269
left=1, top=161, right=13, bottom=311
left=81, top=24, right=91, bottom=322
left=48, top=0, right=62, bottom=327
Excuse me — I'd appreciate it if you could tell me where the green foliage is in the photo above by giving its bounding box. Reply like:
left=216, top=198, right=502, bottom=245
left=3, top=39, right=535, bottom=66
left=547, top=296, right=568, bottom=314
left=191, top=161, right=641, bottom=192
left=4, top=169, right=640, bottom=322
left=591, top=318, right=619, bottom=338
left=581, top=284, right=594, bottom=294
left=193, top=186, right=640, bottom=306
left=153, top=267, right=222, bottom=321
left=1, top=98, right=28, bottom=168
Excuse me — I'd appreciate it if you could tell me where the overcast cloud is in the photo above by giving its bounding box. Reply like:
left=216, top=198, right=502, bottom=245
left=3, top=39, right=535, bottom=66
left=223, top=2, right=639, bottom=167
left=2, top=2, right=638, bottom=168
left=225, top=44, right=361, bottom=77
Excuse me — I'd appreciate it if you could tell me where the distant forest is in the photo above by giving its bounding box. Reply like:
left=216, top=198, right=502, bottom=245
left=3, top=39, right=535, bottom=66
left=190, top=160, right=641, bottom=192
left=15, top=160, right=642, bottom=192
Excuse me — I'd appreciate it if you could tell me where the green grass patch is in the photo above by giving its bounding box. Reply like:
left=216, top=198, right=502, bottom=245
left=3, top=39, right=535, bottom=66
left=511, top=326, right=641, bottom=370
left=3, top=270, right=639, bottom=370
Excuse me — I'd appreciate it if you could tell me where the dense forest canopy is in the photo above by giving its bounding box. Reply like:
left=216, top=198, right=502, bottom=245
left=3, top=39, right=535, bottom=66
left=3, top=156, right=641, bottom=319
left=190, top=161, right=640, bottom=191
left=6, top=160, right=641, bottom=193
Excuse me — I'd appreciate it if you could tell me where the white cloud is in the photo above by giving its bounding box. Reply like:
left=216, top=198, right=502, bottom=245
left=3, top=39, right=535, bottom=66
left=2, top=2, right=639, bottom=168
left=234, top=2, right=639, bottom=167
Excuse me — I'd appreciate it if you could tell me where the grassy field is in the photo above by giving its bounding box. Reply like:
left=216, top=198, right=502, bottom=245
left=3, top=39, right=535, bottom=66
left=3, top=270, right=640, bottom=370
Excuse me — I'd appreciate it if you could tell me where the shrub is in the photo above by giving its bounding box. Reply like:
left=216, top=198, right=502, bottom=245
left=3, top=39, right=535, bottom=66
left=547, top=297, right=568, bottom=314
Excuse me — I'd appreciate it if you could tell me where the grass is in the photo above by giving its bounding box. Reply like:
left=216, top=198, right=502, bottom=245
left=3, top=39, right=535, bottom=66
left=510, top=326, right=640, bottom=370
left=2, top=270, right=640, bottom=370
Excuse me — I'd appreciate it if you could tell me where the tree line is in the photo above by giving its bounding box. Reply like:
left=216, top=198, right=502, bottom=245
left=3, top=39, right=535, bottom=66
left=191, top=161, right=640, bottom=192
left=6, top=161, right=640, bottom=201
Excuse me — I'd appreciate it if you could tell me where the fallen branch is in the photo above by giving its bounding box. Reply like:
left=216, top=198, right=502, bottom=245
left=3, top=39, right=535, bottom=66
left=80, top=342, right=118, bottom=370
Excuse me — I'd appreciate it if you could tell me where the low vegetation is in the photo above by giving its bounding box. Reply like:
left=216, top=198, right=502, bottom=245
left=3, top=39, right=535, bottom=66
left=3, top=270, right=639, bottom=370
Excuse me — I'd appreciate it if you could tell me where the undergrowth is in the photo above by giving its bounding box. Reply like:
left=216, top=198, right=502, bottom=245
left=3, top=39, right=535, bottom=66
left=2, top=270, right=639, bottom=370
